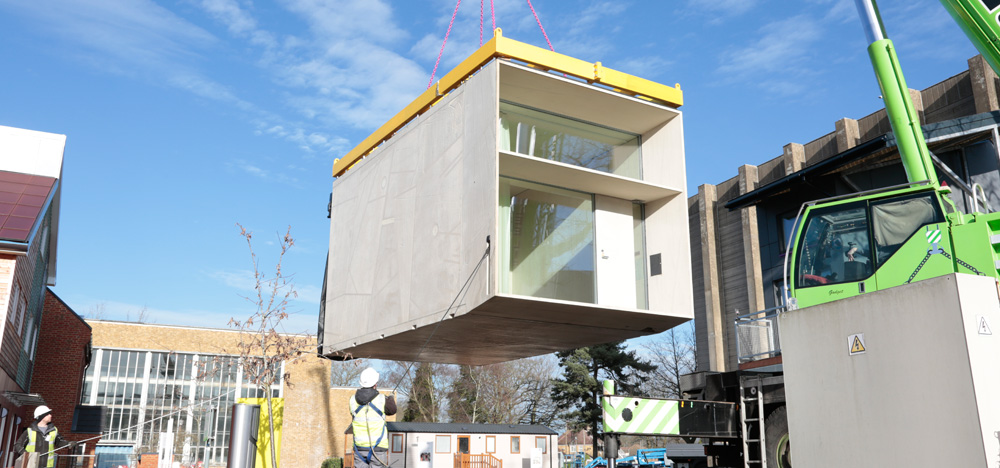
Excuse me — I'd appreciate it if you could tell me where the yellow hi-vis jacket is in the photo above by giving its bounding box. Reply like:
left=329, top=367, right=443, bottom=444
left=26, top=427, right=58, bottom=468
left=351, top=393, right=388, bottom=449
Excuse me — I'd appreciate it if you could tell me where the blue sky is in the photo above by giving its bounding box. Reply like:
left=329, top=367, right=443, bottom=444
left=0, top=0, right=980, bottom=335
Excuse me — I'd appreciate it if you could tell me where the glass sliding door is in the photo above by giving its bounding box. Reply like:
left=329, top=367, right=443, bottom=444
left=499, top=177, right=596, bottom=303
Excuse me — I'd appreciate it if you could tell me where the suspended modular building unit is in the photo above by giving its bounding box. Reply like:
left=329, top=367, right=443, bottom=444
left=321, top=31, right=691, bottom=365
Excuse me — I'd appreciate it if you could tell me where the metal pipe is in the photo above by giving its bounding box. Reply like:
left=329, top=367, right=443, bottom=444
left=854, top=0, right=885, bottom=44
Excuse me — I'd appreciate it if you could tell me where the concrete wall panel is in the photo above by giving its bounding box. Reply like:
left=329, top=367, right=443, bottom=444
left=780, top=274, right=996, bottom=467
left=461, top=60, right=499, bottom=313
left=326, top=65, right=496, bottom=355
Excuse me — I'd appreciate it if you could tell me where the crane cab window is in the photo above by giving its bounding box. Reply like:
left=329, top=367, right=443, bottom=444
left=796, top=202, right=872, bottom=287
left=871, top=193, right=943, bottom=266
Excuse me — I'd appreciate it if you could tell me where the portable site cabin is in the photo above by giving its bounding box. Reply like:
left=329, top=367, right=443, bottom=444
left=346, top=422, right=558, bottom=468
left=321, top=30, right=691, bottom=365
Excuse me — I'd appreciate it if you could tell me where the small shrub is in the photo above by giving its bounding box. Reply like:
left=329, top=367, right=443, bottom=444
left=321, top=457, right=343, bottom=468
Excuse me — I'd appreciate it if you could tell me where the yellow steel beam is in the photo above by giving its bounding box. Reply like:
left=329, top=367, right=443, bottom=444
left=333, top=29, right=683, bottom=177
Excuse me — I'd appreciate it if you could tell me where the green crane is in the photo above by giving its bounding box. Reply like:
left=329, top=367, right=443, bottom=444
left=787, top=0, right=1000, bottom=308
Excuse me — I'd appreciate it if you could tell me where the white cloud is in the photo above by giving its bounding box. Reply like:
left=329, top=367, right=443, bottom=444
left=718, top=15, right=822, bottom=77
left=198, top=0, right=258, bottom=36
left=683, top=0, right=761, bottom=22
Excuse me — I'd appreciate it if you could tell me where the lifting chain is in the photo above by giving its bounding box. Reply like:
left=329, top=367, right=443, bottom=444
left=906, top=249, right=984, bottom=284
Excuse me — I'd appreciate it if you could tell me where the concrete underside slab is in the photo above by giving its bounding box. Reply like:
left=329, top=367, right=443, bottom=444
left=334, top=295, right=689, bottom=365
left=780, top=273, right=1000, bottom=467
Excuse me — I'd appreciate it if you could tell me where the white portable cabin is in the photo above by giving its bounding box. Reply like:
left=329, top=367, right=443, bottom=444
left=346, top=422, right=558, bottom=468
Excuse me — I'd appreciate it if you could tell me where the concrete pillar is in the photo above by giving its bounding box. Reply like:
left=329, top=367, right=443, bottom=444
left=738, top=165, right=766, bottom=316
left=968, top=54, right=999, bottom=114
left=782, top=143, right=805, bottom=175
left=835, top=118, right=860, bottom=152
left=909, top=88, right=925, bottom=124
left=697, top=184, right=726, bottom=372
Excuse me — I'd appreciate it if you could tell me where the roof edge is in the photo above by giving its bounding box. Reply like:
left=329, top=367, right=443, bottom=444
left=332, top=28, right=683, bottom=177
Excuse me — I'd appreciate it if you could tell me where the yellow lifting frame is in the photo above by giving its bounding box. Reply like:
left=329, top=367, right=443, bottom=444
left=332, top=28, right=683, bottom=177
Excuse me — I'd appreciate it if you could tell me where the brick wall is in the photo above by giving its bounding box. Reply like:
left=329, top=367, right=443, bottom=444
left=88, top=320, right=344, bottom=467
left=34, top=289, right=96, bottom=468
left=137, top=453, right=157, bottom=468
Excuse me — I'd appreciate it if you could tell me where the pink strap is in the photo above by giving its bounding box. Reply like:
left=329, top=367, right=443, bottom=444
left=428, top=0, right=464, bottom=89
left=526, top=0, right=554, bottom=51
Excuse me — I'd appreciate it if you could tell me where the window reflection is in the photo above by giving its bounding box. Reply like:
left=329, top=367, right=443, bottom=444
left=499, top=102, right=641, bottom=178
left=500, top=177, right=595, bottom=303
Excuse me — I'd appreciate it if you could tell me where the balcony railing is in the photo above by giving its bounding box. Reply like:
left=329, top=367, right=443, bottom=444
left=455, top=453, right=502, bottom=468
left=735, top=306, right=784, bottom=363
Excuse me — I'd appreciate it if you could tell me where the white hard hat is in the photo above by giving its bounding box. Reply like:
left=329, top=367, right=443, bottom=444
left=34, top=405, right=51, bottom=420
left=359, top=367, right=379, bottom=388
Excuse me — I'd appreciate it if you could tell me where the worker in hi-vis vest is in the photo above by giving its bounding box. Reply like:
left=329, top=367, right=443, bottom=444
left=14, top=405, right=77, bottom=468
left=351, top=367, right=397, bottom=468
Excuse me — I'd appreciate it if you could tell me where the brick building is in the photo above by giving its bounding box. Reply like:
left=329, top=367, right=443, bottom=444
left=85, top=320, right=377, bottom=468
left=33, top=290, right=96, bottom=467
left=0, top=125, right=78, bottom=466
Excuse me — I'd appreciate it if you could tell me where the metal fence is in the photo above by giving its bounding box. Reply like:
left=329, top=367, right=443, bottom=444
left=735, top=306, right=784, bottom=363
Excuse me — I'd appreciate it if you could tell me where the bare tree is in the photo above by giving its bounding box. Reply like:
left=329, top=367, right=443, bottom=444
left=229, top=224, right=313, bottom=468
left=87, top=302, right=106, bottom=320
left=642, top=324, right=696, bottom=399
left=126, top=305, right=152, bottom=323
left=330, top=359, right=370, bottom=387
left=445, top=356, right=560, bottom=425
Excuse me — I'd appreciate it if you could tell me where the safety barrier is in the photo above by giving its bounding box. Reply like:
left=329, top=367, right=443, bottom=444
left=735, top=306, right=784, bottom=363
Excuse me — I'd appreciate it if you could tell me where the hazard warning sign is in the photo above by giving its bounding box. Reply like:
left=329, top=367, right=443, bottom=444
left=977, top=315, right=992, bottom=335
left=848, top=333, right=866, bottom=355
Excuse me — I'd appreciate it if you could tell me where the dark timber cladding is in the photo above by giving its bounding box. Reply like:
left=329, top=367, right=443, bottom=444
left=689, top=54, right=1000, bottom=373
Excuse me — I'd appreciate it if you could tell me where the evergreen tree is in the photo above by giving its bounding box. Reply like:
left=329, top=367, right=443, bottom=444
left=403, top=362, right=438, bottom=422
left=447, top=365, right=479, bottom=423
left=551, top=342, right=656, bottom=456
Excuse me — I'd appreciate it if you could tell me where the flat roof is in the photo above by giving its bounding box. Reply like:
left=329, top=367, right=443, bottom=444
left=332, top=28, right=683, bottom=177
left=385, top=422, right=557, bottom=435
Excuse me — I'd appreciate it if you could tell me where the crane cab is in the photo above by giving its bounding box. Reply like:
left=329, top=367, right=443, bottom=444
left=788, top=184, right=957, bottom=309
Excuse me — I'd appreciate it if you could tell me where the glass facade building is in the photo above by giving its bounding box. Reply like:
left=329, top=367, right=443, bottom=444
left=83, top=348, right=282, bottom=467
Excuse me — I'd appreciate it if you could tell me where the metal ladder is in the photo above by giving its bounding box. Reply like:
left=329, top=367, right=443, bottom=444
left=738, top=377, right=766, bottom=468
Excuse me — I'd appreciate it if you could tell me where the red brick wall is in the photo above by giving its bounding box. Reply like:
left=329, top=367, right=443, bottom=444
left=34, top=289, right=97, bottom=468
left=137, top=453, right=157, bottom=468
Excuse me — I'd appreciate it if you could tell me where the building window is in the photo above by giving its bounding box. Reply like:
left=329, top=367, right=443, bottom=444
left=499, top=177, right=596, bottom=303
left=435, top=435, right=451, bottom=453
left=535, top=436, right=547, bottom=454
left=499, top=101, right=641, bottom=179
left=511, top=436, right=520, bottom=454
left=795, top=202, right=872, bottom=287
left=82, top=348, right=285, bottom=467
left=486, top=436, right=495, bottom=453
left=458, top=436, right=470, bottom=454
left=392, top=434, right=403, bottom=453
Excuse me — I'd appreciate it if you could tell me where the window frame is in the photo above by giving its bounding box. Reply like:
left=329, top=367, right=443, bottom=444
left=435, top=435, right=451, bottom=454
left=485, top=436, right=496, bottom=453
left=535, top=436, right=547, bottom=454
left=457, top=435, right=471, bottom=454
left=793, top=200, right=873, bottom=288
left=870, top=191, right=945, bottom=268
left=511, top=436, right=521, bottom=454
left=391, top=433, right=404, bottom=453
